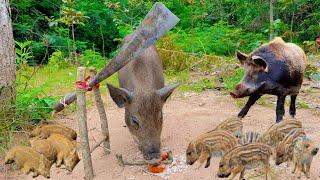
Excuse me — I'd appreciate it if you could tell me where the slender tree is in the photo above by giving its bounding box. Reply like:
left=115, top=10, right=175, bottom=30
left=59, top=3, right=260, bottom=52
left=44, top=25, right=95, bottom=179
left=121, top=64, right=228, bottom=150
left=269, top=0, right=274, bottom=40
left=0, top=0, right=16, bottom=115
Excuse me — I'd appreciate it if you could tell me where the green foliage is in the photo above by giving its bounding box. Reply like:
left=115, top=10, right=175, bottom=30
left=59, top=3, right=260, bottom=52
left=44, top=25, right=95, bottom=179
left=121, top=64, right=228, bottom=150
left=81, top=50, right=107, bottom=69
left=15, top=41, right=33, bottom=68
left=305, top=64, right=320, bottom=80
left=222, top=68, right=244, bottom=91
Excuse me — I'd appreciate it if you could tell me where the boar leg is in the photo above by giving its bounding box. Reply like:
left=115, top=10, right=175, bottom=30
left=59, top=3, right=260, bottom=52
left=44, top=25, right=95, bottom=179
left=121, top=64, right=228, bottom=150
left=294, top=161, right=302, bottom=179
left=289, top=95, right=297, bottom=118
left=305, top=162, right=311, bottom=178
left=276, top=96, right=286, bottom=122
left=193, top=151, right=209, bottom=170
left=204, top=156, right=211, bottom=168
left=264, top=161, right=271, bottom=180
left=238, top=94, right=262, bottom=118
left=239, top=169, right=245, bottom=180
left=22, top=164, right=31, bottom=175
left=56, top=153, right=63, bottom=167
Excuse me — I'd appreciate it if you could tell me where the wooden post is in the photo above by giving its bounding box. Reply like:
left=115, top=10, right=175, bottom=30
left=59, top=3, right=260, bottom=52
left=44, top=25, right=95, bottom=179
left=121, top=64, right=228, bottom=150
left=76, top=67, right=94, bottom=180
left=90, top=67, right=110, bottom=155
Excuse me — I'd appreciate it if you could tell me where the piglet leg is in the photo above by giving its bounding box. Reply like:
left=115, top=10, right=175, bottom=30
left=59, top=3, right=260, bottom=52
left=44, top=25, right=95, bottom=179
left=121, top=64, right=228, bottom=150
left=238, top=94, right=262, bottom=118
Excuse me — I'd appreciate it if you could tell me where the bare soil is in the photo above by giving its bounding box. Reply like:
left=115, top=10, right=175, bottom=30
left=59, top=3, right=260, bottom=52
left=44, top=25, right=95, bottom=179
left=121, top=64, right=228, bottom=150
left=1, top=87, right=320, bottom=180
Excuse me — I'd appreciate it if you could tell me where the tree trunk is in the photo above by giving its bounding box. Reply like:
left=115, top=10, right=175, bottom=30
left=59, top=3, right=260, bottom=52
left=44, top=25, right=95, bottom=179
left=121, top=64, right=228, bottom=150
left=269, top=0, right=274, bottom=40
left=0, top=0, right=16, bottom=114
left=0, top=0, right=16, bottom=146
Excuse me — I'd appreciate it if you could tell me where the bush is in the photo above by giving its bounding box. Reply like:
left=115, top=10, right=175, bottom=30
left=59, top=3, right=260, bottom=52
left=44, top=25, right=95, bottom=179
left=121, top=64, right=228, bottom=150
left=81, top=50, right=107, bottom=69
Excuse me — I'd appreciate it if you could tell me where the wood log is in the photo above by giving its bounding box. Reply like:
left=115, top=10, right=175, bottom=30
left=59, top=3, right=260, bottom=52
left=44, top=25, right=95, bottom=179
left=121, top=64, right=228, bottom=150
left=90, top=67, right=110, bottom=155
left=53, top=2, right=179, bottom=112
left=76, top=67, right=94, bottom=180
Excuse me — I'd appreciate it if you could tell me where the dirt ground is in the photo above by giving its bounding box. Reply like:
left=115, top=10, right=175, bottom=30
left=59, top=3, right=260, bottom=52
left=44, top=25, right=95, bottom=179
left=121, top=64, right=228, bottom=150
left=1, top=87, right=320, bottom=180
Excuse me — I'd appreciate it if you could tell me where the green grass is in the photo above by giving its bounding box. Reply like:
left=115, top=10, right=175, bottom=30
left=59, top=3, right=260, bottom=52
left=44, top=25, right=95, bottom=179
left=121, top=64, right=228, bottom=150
left=222, top=68, right=244, bottom=91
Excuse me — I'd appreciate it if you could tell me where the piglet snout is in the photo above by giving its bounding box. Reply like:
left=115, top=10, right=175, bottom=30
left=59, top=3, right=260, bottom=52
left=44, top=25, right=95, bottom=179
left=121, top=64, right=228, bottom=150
left=312, top=147, right=319, bottom=155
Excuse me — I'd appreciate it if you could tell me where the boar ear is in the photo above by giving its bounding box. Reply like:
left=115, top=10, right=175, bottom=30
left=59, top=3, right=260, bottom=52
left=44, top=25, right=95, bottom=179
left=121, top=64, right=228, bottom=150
left=157, top=83, right=179, bottom=102
left=236, top=50, right=248, bottom=65
left=107, top=83, right=133, bottom=108
left=252, top=55, right=268, bottom=72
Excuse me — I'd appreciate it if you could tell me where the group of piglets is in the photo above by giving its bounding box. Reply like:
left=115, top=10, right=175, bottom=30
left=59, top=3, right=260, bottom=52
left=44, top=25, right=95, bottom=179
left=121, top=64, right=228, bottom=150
left=5, top=124, right=80, bottom=178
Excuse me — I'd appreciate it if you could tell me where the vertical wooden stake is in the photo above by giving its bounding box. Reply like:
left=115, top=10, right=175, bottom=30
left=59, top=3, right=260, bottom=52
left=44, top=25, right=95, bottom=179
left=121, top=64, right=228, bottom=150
left=76, top=67, right=94, bottom=180
left=90, top=67, right=110, bottom=154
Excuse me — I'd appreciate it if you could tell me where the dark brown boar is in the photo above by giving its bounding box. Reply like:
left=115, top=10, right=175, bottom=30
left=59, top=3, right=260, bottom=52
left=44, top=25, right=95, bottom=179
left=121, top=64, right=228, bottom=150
left=107, top=34, right=179, bottom=162
left=230, top=37, right=306, bottom=122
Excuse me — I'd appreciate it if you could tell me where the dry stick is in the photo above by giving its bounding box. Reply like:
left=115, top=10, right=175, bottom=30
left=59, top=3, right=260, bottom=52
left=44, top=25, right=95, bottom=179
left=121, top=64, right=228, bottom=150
left=90, top=137, right=110, bottom=153
left=89, top=67, right=110, bottom=155
left=115, top=151, right=173, bottom=167
left=76, top=67, right=94, bottom=180
left=53, top=2, right=180, bottom=112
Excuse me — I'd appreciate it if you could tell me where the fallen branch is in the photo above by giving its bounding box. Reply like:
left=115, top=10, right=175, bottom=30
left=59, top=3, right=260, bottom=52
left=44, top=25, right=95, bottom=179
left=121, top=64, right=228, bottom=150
left=90, top=137, right=110, bottom=153
left=115, top=151, right=173, bottom=167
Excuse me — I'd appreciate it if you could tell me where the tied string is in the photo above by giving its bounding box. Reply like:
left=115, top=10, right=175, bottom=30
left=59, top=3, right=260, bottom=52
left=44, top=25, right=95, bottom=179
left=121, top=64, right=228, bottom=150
left=75, top=76, right=100, bottom=91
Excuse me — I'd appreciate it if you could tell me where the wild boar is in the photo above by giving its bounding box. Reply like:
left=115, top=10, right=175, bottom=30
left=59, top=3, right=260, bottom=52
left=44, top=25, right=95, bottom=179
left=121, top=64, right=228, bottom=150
left=292, top=136, right=318, bottom=179
left=230, top=37, right=306, bottom=122
left=259, top=119, right=302, bottom=147
left=217, top=143, right=273, bottom=180
left=107, top=34, right=179, bottom=162
left=30, top=138, right=58, bottom=165
left=186, top=130, right=239, bottom=169
left=30, top=124, right=77, bottom=141
left=47, top=134, right=80, bottom=171
left=207, top=117, right=243, bottom=138
left=275, top=128, right=306, bottom=166
left=5, top=146, right=51, bottom=178
left=239, top=131, right=260, bottom=145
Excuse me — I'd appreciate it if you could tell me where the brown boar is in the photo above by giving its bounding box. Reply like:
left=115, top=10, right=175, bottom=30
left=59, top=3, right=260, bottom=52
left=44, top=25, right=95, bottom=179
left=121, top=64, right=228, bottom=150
left=259, top=119, right=302, bottom=147
left=231, top=37, right=306, bottom=122
left=107, top=34, right=179, bottom=162
left=47, top=134, right=80, bottom=171
left=275, top=128, right=306, bottom=166
left=208, top=117, right=243, bottom=138
left=30, top=138, right=57, bottom=164
left=217, top=143, right=273, bottom=180
left=30, top=124, right=77, bottom=141
left=186, top=130, right=239, bottom=169
left=5, top=146, right=51, bottom=178
left=292, top=136, right=318, bottom=179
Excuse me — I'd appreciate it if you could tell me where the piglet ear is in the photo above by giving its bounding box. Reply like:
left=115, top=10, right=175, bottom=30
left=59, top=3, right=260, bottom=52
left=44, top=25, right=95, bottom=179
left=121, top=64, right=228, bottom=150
left=236, top=50, right=248, bottom=65
left=107, top=84, right=133, bottom=108
left=252, top=55, right=268, bottom=72
left=157, top=83, right=179, bottom=102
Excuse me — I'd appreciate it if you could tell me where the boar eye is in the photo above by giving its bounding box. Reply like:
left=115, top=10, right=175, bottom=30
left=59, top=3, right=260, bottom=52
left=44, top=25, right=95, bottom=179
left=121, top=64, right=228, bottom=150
left=305, top=144, right=310, bottom=148
left=131, top=115, right=139, bottom=129
left=219, top=164, right=224, bottom=168
left=279, top=154, right=284, bottom=158
left=187, top=152, right=192, bottom=156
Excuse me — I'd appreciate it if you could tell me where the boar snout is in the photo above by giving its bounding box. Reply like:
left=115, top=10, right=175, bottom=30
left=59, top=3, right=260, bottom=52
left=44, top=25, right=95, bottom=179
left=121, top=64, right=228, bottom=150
left=143, top=146, right=160, bottom=161
left=312, top=147, right=319, bottom=156
left=217, top=172, right=231, bottom=178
